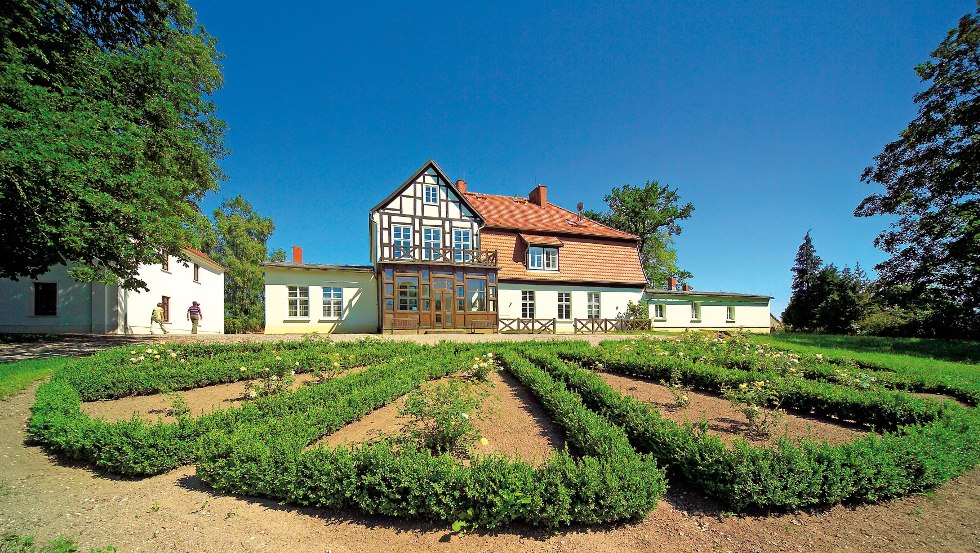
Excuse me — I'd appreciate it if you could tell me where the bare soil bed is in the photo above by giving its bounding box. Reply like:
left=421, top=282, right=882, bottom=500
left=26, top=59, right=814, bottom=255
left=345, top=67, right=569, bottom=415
left=81, top=368, right=365, bottom=423
left=597, top=371, right=869, bottom=446
left=2, top=384, right=978, bottom=552
left=314, top=370, right=566, bottom=465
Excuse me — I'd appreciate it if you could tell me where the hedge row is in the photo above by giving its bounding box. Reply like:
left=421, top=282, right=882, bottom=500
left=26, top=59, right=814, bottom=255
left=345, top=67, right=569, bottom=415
left=602, top=335, right=979, bottom=406
left=63, top=338, right=423, bottom=400
left=193, top=346, right=666, bottom=528
left=576, top=341, right=954, bottom=430
left=28, top=345, right=446, bottom=476
left=521, top=346, right=980, bottom=511
left=30, top=341, right=666, bottom=527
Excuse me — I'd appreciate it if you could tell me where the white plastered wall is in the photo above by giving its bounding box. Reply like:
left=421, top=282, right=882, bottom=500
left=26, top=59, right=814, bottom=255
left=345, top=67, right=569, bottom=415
left=264, top=267, right=378, bottom=334
left=497, top=283, right=645, bottom=333
left=0, top=254, right=223, bottom=334
left=0, top=265, right=106, bottom=333
left=646, top=294, right=771, bottom=334
left=121, top=254, right=225, bottom=334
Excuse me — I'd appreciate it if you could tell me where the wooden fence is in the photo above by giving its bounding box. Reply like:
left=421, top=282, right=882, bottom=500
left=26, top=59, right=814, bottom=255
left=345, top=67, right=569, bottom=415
left=498, top=318, right=557, bottom=334
left=573, top=318, right=651, bottom=334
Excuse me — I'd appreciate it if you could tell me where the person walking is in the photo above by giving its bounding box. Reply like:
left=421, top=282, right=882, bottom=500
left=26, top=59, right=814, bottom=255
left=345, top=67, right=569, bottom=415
left=186, top=301, right=202, bottom=334
left=151, top=302, right=168, bottom=334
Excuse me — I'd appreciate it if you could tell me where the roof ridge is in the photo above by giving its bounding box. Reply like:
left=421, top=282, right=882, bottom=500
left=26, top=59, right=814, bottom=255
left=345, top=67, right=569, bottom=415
left=464, top=191, right=531, bottom=201
left=546, top=202, right=638, bottom=239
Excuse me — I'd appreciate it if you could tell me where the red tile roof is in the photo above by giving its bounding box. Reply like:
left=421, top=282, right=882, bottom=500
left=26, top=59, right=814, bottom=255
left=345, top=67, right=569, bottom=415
left=518, top=233, right=564, bottom=247
left=463, top=192, right=638, bottom=241
left=482, top=230, right=646, bottom=286
left=182, top=247, right=224, bottom=271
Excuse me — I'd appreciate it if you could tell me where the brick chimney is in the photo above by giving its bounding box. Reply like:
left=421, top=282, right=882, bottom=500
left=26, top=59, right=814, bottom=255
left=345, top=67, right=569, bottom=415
left=682, top=284, right=692, bottom=291
left=529, top=184, right=547, bottom=207
left=667, top=276, right=677, bottom=290
left=291, top=246, right=303, bottom=264
left=455, top=179, right=467, bottom=193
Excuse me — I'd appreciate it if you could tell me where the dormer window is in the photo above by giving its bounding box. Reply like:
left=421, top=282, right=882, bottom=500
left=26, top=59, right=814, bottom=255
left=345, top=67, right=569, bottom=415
left=424, top=184, right=438, bottom=204
left=528, top=246, right=559, bottom=271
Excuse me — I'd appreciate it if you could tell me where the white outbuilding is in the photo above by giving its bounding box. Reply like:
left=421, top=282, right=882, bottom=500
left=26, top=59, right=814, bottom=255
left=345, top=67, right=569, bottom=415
left=0, top=248, right=224, bottom=335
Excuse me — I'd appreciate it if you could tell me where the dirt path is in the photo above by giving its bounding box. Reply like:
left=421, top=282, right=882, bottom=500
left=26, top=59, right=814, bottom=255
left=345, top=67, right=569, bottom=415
left=598, top=372, right=869, bottom=446
left=315, top=370, right=566, bottom=464
left=2, top=385, right=979, bottom=552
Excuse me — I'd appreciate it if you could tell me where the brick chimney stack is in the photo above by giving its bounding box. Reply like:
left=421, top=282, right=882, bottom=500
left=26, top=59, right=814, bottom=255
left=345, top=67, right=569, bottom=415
left=529, top=184, right=548, bottom=207
left=667, top=276, right=677, bottom=290
left=291, top=246, right=303, bottom=264
left=455, top=179, right=467, bottom=193
left=682, top=284, right=692, bottom=291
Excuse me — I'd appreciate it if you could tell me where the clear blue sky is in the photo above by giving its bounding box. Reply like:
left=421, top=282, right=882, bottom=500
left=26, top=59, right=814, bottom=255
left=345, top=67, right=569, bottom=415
left=194, top=0, right=970, bottom=316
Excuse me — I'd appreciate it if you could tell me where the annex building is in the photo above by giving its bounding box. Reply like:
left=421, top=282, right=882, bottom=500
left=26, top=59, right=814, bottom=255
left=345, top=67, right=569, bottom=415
left=0, top=248, right=224, bottom=335
left=263, top=160, right=771, bottom=334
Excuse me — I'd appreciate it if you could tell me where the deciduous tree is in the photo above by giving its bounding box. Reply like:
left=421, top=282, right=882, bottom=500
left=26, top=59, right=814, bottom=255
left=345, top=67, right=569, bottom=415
left=583, top=181, right=695, bottom=287
left=855, top=5, right=980, bottom=335
left=0, top=1, right=226, bottom=290
left=208, top=196, right=276, bottom=333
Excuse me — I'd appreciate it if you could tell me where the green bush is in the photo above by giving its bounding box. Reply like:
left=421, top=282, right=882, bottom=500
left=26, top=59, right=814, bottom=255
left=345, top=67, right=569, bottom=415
left=522, top=343, right=980, bottom=511
left=29, top=341, right=665, bottom=528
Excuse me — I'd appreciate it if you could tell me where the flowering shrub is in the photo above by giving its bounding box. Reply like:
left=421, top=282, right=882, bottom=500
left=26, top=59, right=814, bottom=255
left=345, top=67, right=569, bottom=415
left=400, top=380, right=485, bottom=456
left=722, top=380, right=783, bottom=438
left=466, top=352, right=498, bottom=381
left=661, top=366, right=691, bottom=408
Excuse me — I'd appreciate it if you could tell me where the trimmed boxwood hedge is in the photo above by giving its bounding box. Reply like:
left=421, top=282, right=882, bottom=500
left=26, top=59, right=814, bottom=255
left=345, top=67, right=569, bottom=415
left=29, top=335, right=976, bottom=522
left=519, top=342, right=980, bottom=511
left=28, top=341, right=666, bottom=528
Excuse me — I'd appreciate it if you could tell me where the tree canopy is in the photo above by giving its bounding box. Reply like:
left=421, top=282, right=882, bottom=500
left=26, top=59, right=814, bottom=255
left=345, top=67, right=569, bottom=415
left=207, top=196, right=277, bottom=333
left=782, top=233, right=869, bottom=334
left=855, top=4, right=980, bottom=325
left=0, top=1, right=226, bottom=290
left=583, top=181, right=695, bottom=287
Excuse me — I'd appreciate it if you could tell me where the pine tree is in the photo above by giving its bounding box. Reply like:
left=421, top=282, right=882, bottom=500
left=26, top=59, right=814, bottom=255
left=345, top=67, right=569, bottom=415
left=782, top=232, right=824, bottom=330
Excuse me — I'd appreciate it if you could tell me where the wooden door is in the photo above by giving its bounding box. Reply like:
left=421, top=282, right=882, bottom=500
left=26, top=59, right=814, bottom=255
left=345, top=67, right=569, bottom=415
left=432, top=276, right=453, bottom=329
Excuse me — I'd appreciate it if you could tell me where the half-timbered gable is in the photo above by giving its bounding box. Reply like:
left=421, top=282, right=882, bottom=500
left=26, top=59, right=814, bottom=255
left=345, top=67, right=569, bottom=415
left=371, top=160, right=484, bottom=265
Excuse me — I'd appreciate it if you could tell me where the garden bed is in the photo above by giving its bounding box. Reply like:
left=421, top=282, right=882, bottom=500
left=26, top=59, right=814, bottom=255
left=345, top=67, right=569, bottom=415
left=315, top=370, right=565, bottom=465
left=80, top=366, right=368, bottom=423
left=29, top=341, right=665, bottom=528
left=597, top=371, right=867, bottom=446
left=23, top=335, right=980, bottom=526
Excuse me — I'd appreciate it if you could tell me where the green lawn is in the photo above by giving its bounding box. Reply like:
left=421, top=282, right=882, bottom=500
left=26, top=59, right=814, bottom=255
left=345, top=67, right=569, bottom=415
left=0, top=358, right=67, bottom=400
left=761, top=333, right=980, bottom=364
left=753, top=333, right=979, bottom=404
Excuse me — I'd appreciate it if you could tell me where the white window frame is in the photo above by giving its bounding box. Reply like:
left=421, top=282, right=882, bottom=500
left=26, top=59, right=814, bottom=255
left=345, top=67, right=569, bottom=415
left=322, top=287, right=343, bottom=320
left=528, top=246, right=559, bottom=271
left=393, top=225, right=412, bottom=259
left=521, top=290, right=535, bottom=319
left=528, top=246, right=544, bottom=269
left=691, top=301, right=702, bottom=321
left=653, top=303, right=666, bottom=320
left=453, top=228, right=472, bottom=262
left=587, top=292, right=601, bottom=319
left=726, top=305, right=736, bottom=323
left=424, top=184, right=439, bottom=205
left=288, top=286, right=310, bottom=318
left=557, top=292, right=571, bottom=320
left=544, top=248, right=559, bottom=271
left=422, top=226, right=442, bottom=260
